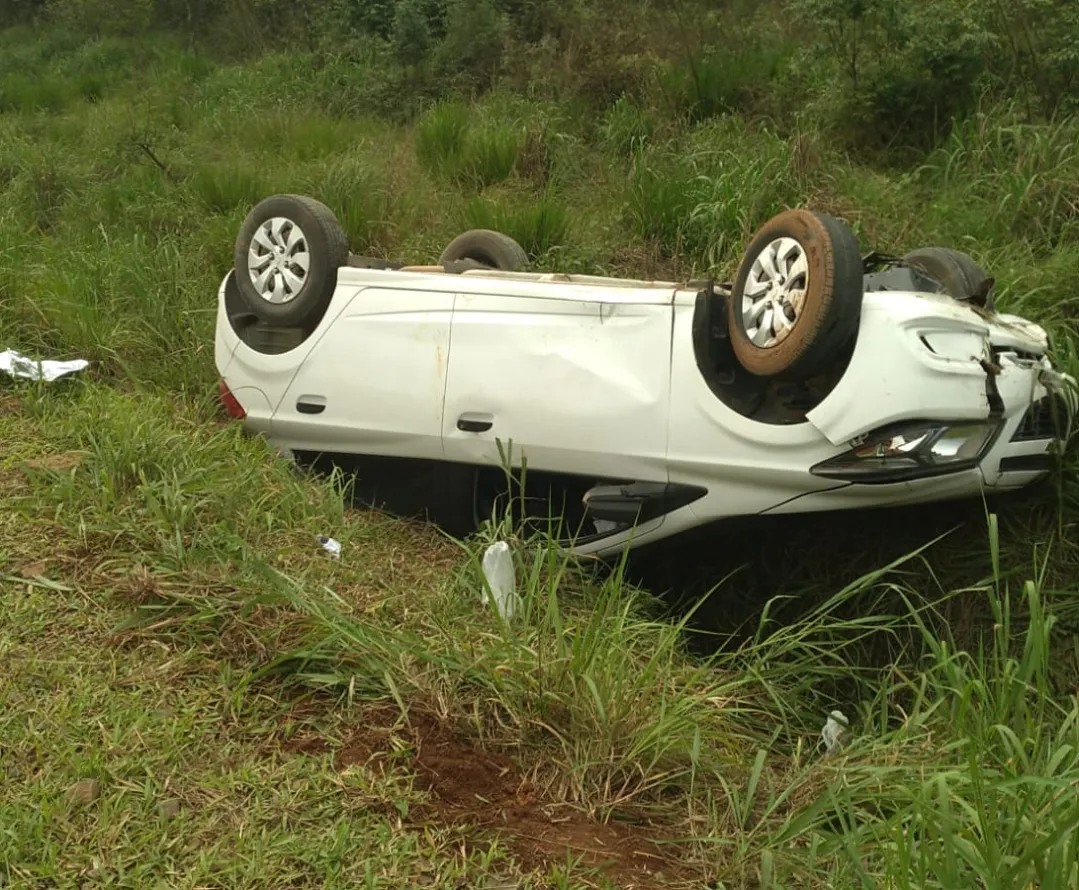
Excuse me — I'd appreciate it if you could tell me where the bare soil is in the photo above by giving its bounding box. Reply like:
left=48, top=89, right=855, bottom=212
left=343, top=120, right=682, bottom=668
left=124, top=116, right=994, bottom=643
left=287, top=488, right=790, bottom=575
left=290, top=704, right=689, bottom=888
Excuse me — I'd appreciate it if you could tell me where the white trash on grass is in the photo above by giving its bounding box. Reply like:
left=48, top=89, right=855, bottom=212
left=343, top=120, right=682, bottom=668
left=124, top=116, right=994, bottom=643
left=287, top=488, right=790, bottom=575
left=1, top=348, right=89, bottom=382
left=481, top=541, right=520, bottom=621
left=822, top=710, right=850, bottom=756
left=317, top=535, right=342, bottom=560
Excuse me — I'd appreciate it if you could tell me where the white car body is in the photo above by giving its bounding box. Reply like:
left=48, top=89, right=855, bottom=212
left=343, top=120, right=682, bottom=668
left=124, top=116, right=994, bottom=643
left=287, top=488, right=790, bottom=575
left=215, top=262, right=1076, bottom=557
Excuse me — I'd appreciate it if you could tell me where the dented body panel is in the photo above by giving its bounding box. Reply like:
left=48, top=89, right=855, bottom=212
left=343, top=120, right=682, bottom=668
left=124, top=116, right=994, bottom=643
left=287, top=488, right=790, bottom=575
left=803, top=291, right=1048, bottom=445
left=442, top=291, right=675, bottom=480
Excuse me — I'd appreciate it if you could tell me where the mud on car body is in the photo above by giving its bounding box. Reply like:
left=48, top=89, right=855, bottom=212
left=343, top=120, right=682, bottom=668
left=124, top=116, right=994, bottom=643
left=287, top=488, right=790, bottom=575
left=215, top=195, right=1077, bottom=556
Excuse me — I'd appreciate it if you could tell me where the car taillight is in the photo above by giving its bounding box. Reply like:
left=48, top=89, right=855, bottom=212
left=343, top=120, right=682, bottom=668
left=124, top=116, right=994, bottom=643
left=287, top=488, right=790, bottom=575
left=218, top=380, right=246, bottom=419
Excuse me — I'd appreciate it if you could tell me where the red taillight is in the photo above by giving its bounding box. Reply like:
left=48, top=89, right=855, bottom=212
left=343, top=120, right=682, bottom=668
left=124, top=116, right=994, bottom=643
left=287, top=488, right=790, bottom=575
left=218, top=380, right=246, bottom=419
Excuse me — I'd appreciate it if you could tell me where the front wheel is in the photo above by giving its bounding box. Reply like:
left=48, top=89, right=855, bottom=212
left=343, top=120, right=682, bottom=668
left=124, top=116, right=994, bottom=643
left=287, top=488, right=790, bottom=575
left=728, top=209, right=864, bottom=379
left=901, top=247, right=994, bottom=309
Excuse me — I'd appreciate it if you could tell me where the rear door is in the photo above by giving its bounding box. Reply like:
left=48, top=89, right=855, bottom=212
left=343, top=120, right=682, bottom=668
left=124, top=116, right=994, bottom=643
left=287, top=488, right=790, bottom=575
left=442, top=288, right=674, bottom=480
left=272, top=287, right=453, bottom=458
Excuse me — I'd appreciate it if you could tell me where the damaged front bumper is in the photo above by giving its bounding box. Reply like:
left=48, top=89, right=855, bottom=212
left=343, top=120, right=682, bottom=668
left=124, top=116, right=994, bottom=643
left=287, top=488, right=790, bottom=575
left=806, top=291, right=1077, bottom=487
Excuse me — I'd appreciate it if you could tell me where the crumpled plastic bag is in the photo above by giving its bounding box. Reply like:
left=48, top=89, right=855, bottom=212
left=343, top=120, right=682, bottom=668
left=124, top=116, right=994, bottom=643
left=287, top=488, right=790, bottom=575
left=822, top=710, right=850, bottom=756
left=481, top=541, right=520, bottom=621
left=0, top=348, right=89, bottom=382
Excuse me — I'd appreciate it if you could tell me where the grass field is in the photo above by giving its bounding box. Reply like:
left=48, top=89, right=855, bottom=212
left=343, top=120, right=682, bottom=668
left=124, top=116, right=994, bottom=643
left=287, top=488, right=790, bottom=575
left=3, top=24, right=1079, bottom=889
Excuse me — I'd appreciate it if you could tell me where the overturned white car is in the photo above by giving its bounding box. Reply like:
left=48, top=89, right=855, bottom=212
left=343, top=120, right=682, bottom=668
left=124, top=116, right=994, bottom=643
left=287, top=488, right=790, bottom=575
left=214, top=194, right=1076, bottom=556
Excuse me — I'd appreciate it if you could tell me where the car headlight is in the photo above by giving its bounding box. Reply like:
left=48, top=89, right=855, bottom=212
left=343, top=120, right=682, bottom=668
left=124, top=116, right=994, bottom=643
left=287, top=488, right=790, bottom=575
left=810, top=420, right=1002, bottom=482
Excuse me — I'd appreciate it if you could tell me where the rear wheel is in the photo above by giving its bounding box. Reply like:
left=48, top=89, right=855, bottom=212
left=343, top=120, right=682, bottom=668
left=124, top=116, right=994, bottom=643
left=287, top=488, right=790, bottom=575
left=233, top=194, right=349, bottom=327
left=438, top=229, right=529, bottom=271
left=901, top=247, right=994, bottom=308
left=729, top=209, right=863, bottom=379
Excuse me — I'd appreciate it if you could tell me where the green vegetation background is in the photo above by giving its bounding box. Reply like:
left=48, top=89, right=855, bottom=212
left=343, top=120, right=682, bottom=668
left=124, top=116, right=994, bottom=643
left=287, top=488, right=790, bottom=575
left=2, top=0, right=1079, bottom=887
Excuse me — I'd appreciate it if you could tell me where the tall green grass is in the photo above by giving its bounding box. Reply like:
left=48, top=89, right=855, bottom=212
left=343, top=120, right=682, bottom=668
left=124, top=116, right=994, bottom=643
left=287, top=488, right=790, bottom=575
left=460, top=194, right=569, bottom=259
left=918, top=108, right=1079, bottom=252
left=766, top=526, right=1079, bottom=887
left=414, top=100, right=527, bottom=188
left=656, top=45, right=792, bottom=122
left=12, top=367, right=1079, bottom=885
left=628, top=117, right=828, bottom=271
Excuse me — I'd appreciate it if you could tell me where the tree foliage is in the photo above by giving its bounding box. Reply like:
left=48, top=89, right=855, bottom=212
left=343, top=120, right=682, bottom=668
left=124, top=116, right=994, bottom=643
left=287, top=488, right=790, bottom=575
left=6, top=0, right=1079, bottom=153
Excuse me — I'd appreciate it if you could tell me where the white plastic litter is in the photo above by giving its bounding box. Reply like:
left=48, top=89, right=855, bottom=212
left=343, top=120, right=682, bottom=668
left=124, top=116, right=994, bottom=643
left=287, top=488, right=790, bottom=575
left=0, top=349, right=89, bottom=382
left=481, top=541, right=520, bottom=621
left=317, top=535, right=341, bottom=560
left=822, top=710, right=850, bottom=756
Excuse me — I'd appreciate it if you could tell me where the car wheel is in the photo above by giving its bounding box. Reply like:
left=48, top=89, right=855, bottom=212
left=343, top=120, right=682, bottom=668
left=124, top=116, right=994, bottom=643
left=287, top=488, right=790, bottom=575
left=901, top=247, right=994, bottom=309
left=438, top=229, right=529, bottom=271
left=233, top=194, right=349, bottom=327
left=729, top=209, right=863, bottom=379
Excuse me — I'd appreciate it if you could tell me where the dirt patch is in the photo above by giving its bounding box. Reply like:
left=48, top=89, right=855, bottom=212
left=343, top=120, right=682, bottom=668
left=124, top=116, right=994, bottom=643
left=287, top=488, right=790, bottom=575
left=16, top=559, right=50, bottom=579
left=321, top=706, right=687, bottom=888
left=22, top=451, right=85, bottom=472
left=0, top=393, right=22, bottom=416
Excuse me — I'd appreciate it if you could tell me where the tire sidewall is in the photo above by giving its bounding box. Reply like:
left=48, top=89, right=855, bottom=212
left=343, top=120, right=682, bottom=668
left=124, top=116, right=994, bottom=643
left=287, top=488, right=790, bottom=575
left=901, top=247, right=988, bottom=303
left=438, top=229, right=529, bottom=271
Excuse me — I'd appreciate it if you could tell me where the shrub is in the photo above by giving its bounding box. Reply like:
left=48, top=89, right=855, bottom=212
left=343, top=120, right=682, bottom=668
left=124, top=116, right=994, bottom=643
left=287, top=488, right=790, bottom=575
left=391, top=0, right=432, bottom=68
left=434, top=0, right=506, bottom=90
left=786, top=0, right=995, bottom=152
left=44, top=0, right=153, bottom=36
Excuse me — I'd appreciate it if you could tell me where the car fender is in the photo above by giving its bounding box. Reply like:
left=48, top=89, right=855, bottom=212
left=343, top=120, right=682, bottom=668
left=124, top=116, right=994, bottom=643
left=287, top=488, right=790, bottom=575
left=806, top=292, right=997, bottom=445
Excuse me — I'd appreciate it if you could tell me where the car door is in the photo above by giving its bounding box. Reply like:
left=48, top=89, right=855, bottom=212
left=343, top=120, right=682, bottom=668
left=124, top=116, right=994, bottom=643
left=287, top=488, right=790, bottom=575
left=272, top=286, right=454, bottom=459
left=442, top=287, right=675, bottom=480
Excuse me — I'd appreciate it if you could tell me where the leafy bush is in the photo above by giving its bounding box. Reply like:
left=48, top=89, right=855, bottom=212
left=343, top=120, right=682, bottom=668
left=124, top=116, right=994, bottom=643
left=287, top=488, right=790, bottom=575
left=44, top=0, right=153, bottom=36
left=787, top=0, right=995, bottom=151
left=434, top=0, right=506, bottom=90
left=985, top=0, right=1079, bottom=116
left=391, top=0, right=431, bottom=68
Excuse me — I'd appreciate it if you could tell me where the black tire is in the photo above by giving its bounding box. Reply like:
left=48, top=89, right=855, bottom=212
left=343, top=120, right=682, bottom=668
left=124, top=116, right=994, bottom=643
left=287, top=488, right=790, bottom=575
left=901, top=247, right=994, bottom=309
left=729, top=209, right=863, bottom=379
left=438, top=229, right=529, bottom=271
left=233, top=194, right=349, bottom=327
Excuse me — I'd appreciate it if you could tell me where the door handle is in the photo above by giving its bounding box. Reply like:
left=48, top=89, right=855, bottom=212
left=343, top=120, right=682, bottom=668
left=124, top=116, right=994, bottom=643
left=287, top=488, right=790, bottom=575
left=296, top=395, right=326, bottom=415
left=457, top=413, right=493, bottom=433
